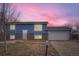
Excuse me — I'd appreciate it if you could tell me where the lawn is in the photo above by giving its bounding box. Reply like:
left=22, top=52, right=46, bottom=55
left=0, top=45, right=4, bottom=56
left=0, top=40, right=59, bottom=56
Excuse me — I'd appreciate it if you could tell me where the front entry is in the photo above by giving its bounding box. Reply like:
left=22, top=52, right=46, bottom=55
left=22, top=30, right=28, bottom=40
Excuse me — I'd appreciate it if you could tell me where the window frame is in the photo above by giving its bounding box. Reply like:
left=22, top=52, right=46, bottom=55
left=10, top=35, right=15, bottom=39
left=34, top=35, right=42, bottom=39
left=10, top=24, right=16, bottom=30
left=34, top=24, right=42, bottom=31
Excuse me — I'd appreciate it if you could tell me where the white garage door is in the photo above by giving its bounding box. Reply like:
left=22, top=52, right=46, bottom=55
left=48, top=31, right=70, bottom=40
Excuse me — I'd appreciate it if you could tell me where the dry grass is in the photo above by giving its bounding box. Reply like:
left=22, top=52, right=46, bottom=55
left=0, top=45, right=4, bottom=56
left=0, top=40, right=59, bottom=56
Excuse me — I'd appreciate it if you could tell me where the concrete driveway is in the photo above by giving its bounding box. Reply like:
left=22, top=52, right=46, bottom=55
left=50, top=40, right=79, bottom=56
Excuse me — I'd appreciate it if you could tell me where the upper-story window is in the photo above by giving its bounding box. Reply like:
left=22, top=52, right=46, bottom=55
left=10, top=24, right=15, bottom=30
left=34, top=24, right=42, bottom=31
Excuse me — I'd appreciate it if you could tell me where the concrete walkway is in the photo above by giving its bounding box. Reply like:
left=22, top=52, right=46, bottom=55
left=0, top=41, right=16, bottom=44
left=50, top=40, right=79, bottom=56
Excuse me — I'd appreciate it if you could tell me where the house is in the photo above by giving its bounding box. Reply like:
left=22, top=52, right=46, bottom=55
left=47, top=27, right=71, bottom=40
left=3, top=22, right=72, bottom=41
left=71, top=25, right=79, bottom=39
left=5, top=22, right=48, bottom=40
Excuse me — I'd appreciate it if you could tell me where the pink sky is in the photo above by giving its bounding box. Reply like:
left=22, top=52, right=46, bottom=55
left=12, top=3, right=79, bottom=26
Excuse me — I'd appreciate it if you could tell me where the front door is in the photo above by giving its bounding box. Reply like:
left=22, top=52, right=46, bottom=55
left=22, top=30, right=28, bottom=40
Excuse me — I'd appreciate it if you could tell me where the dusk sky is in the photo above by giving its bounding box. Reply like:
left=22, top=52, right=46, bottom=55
left=13, top=3, right=79, bottom=26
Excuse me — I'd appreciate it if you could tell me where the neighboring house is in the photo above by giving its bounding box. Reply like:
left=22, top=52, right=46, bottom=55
left=71, top=26, right=79, bottom=39
left=6, top=22, right=48, bottom=40
left=47, top=27, right=71, bottom=40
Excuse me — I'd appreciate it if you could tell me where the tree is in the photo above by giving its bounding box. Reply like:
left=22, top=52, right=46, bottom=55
left=0, top=3, right=20, bottom=32
left=0, top=3, right=20, bottom=55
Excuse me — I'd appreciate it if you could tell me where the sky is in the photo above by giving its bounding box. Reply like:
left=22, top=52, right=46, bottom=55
left=12, top=3, right=79, bottom=26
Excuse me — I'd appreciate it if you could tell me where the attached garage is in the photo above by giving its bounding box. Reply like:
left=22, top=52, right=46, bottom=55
left=48, top=27, right=71, bottom=40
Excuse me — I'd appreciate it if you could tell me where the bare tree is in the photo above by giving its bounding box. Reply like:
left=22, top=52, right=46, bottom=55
left=0, top=3, right=20, bottom=22
left=0, top=3, right=20, bottom=33
left=0, top=3, right=20, bottom=55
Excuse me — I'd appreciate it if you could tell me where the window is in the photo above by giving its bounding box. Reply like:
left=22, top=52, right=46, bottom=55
left=10, top=24, right=15, bottom=30
left=10, top=35, right=15, bottom=39
left=34, top=24, right=42, bottom=31
left=34, top=35, right=42, bottom=39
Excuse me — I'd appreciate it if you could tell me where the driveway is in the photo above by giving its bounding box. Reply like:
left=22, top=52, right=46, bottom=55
left=50, top=40, right=79, bottom=56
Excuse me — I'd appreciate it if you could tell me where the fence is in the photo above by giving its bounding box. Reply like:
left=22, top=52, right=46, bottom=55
left=0, top=40, right=59, bottom=56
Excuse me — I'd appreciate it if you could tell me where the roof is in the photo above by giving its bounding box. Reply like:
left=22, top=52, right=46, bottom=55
left=72, top=32, right=79, bottom=35
left=47, top=26, right=71, bottom=31
left=6, top=22, right=48, bottom=25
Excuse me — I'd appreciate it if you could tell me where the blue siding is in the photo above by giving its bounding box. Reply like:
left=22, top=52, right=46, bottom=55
left=7, top=23, right=47, bottom=35
left=15, top=24, right=34, bottom=33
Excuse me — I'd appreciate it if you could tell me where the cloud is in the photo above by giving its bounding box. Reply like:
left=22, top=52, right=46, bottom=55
left=13, top=3, right=79, bottom=26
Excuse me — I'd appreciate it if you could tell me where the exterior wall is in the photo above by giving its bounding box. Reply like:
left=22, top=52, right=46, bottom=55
left=6, top=22, right=48, bottom=40
left=48, top=30, right=70, bottom=40
left=42, top=33, right=48, bottom=40
left=27, top=32, right=34, bottom=40
left=0, top=33, right=4, bottom=41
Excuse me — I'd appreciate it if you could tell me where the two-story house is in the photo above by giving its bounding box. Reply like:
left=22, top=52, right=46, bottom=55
left=5, top=22, right=48, bottom=40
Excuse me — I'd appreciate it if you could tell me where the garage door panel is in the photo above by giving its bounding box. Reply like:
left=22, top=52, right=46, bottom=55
left=48, top=31, right=70, bottom=40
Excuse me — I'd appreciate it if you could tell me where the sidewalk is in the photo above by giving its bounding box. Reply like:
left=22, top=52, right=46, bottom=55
left=0, top=41, right=16, bottom=44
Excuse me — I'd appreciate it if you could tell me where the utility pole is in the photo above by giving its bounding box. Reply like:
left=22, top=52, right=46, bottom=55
left=45, top=40, right=48, bottom=56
